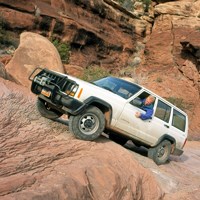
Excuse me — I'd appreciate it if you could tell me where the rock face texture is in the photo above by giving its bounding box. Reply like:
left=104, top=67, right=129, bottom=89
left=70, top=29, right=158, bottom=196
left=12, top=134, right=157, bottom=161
left=0, top=78, right=163, bottom=199
left=5, top=32, right=64, bottom=88
left=0, top=1, right=200, bottom=131
left=0, top=0, right=148, bottom=74
left=140, top=0, right=200, bottom=140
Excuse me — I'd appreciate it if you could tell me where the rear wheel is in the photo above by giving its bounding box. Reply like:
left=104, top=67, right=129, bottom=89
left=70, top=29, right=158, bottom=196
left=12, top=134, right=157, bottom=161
left=148, top=140, right=172, bottom=165
left=69, top=106, right=105, bottom=141
left=37, top=98, right=62, bottom=119
left=109, top=133, right=127, bottom=146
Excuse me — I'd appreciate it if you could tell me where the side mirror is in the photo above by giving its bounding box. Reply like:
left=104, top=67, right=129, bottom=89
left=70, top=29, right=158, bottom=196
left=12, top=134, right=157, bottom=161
left=131, top=99, right=142, bottom=107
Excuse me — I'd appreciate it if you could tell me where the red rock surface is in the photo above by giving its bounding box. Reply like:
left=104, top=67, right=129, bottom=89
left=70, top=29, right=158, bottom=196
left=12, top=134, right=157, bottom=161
left=0, top=78, right=163, bottom=200
left=139, top=0, right=200, bottom=140
left=0, top=1, right=200, bottom=199
left=125, top=140, right=200, bottom=200
left=5, top=32, right=64, bottom=88
left=0, top=0, right=148, bottom=71
left=1, top=0, right=199, bottom=140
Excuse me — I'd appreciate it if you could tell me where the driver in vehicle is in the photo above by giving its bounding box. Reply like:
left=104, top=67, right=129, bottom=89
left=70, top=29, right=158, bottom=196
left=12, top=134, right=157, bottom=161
left=135, top=95, right=155, bottom=120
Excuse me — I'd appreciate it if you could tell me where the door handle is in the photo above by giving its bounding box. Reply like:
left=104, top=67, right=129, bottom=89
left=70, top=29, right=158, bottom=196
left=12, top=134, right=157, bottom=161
left=164, top=124, right=169, bottom=128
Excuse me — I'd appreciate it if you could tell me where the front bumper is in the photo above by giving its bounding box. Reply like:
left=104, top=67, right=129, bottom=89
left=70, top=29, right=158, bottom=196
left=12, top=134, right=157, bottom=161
left=30, top=68, right=86, bottom=115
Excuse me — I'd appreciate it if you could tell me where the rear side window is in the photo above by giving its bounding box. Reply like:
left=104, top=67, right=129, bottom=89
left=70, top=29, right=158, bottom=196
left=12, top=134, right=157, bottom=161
left=172, top=109, right=186, bottom=132
left=155, top=100, right=171, bottom=123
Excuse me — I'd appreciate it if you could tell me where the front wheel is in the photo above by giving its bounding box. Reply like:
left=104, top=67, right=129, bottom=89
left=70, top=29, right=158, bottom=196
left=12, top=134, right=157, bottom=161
left=69, top=106, right=105, bottom=141
left=36, top=98, right=63, bottom=119
left=148, top=140, right=172, bottom=165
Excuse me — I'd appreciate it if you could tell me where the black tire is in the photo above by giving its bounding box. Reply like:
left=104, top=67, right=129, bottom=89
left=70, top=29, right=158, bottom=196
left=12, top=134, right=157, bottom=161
left=109, top=133, right=127, bottom=146
left=148, top=140, right=172, bottom=165
left=69, top=106, right=105, bottom=141
left=37, top=98, right=63, bottom=119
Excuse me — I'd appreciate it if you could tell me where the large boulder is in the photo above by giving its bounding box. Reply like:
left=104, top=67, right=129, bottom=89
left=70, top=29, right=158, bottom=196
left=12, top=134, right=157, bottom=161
left=5, top=32, right=64, bottom=88
left=0, top=77, right=163, bottom=200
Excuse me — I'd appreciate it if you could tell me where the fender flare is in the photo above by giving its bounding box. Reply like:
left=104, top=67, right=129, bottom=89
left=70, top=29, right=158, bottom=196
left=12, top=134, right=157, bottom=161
left=154, top=134, right=176, bottom=153
left=84, top=96, right=113, bottom=124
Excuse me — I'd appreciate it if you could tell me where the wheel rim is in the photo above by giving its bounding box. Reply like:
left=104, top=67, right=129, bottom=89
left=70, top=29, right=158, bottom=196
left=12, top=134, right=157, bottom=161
left=79, top=113, right=99, bottom=135
left=44, top=101, right=51, bottom=110
left=157, top=145, right=168, bottom=159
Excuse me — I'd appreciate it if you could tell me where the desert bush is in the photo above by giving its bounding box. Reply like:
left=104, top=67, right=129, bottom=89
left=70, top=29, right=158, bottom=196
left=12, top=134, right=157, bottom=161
left=52, top=38, right=71, bottom=64
left=80, top=65, right=110, bottom=81
left=115, top=0, right=134, bottom=11
left=115, top=0, right=152, bottom=12
left=143, top=0, right=151, bottom=12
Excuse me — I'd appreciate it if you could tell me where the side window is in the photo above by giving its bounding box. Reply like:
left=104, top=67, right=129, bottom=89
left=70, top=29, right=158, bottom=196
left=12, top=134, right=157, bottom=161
left=172, top=109, right=186, bottom=132
left=155, top=100, right=171, bottom=123
left=130, top=91, right=154, bottom=108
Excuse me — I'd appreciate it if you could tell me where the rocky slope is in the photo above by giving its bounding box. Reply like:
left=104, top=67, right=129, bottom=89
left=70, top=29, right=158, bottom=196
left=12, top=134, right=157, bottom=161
left=0, top=1, right=200, bottom=199
left=125, top=141, right=200, bottom=200
left=0, top=76, right=200, bottom=200
left=0, top=0, right=199, bottom=139
left=0, top=77, right=163, bottom=199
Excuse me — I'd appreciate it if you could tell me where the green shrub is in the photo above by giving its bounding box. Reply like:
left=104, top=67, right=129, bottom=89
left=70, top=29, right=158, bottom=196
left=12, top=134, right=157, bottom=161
left=143, top=0, right=151, bottom=12
left=80, top=65, right=110, bottom=81
left=52, top=39, right=71, bottom=64
left=114, top=0, right=133, bottom=11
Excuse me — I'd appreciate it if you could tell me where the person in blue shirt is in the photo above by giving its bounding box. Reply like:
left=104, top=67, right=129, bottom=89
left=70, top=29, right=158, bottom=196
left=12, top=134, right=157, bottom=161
left=135, top=95, right=155, bottom=120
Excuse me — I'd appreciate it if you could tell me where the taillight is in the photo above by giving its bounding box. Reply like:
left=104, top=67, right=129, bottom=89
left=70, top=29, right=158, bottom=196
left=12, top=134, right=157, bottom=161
left=182, top=138, right=187, bottom=148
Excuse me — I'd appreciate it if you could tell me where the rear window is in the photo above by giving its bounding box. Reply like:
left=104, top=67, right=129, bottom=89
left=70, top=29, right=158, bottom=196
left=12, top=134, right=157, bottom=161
left=172, top=109, right=186, bottom=132
left=155, top=100, right=171, bottom=123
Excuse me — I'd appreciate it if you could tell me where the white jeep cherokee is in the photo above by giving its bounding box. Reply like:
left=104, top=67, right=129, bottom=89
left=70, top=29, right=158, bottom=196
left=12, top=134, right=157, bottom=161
left=29, top=68, right=188, bottom=165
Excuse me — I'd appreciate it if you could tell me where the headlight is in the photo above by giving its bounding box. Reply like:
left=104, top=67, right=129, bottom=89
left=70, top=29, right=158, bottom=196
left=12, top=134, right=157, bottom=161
left=66, top=85, right=78, bottom=97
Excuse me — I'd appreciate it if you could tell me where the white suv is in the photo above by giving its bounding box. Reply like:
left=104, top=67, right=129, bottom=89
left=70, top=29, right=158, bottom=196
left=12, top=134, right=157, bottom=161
left=29, top=68, right=188, bottom=165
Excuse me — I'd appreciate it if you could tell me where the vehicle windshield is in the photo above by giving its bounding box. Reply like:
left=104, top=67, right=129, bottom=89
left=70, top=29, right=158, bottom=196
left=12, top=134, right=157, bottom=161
left=93, top=77, right=141, bottom=99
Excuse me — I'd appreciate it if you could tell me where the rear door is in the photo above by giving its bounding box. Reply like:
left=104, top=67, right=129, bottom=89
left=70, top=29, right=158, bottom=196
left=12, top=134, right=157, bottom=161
left=148, top=99, right=173, bottom=145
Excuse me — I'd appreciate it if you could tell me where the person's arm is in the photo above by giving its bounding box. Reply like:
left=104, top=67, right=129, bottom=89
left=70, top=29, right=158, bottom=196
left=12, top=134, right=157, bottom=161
left=140, top=108, right=153, bottom=120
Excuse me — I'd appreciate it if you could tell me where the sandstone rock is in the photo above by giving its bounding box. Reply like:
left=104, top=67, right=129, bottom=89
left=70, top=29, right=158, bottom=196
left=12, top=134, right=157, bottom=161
left=63, top=64, right=84, bottom=77
left=0, top=0, right=36, bottom=13
left=5, top=32, right=64, bottom=87
left=140, top=0, right=200, bottom=139
left=0, top=0, right=151, bottom=74
left=180, top=60, right=199, bottom=83
left=154, top=1, right=200, bottom=17
left=0, top=77, right=163, bottom=200
left=0, top=7, right=36, bottom=30
left=51, top=0, right=150, bottom=70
